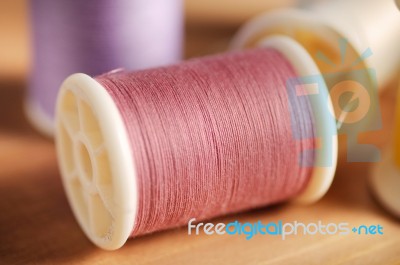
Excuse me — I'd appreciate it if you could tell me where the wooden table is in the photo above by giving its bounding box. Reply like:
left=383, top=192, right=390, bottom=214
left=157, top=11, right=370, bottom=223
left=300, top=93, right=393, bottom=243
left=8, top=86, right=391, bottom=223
left=1, top=1, right=400, bottom=264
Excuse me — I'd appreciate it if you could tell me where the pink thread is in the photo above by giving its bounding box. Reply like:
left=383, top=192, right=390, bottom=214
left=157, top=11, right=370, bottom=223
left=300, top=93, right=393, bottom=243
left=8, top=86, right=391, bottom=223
left=95, top=48, right=316, bottom=237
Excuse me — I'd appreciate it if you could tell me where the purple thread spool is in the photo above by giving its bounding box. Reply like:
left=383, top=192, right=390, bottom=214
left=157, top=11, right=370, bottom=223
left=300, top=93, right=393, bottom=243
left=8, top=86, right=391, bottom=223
left=27, top=0, right=183, bottom=136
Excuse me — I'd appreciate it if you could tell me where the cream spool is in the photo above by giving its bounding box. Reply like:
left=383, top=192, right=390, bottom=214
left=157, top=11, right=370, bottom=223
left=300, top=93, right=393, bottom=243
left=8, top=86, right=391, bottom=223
left=230, top=0, right=400, bottom=219
left=232, top=0, right=400, bottom=89
left=375, top=0, right=400, bottom=218
left=55, top=37, right=338, bottom=250
left=232, top=0, right=399, bottom=161
left=370, top=85, right=400, bottom=218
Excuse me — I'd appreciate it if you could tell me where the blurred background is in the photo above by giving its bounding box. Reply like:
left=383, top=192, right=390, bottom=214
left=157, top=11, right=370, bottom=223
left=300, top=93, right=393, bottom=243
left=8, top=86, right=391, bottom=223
left=0, top=1, right=29, bottom=80
left=1, top=0, right=400, bottom=264
left=0, top=0, right=301, bottom=137
left=0, top=0, right=300, bottom=80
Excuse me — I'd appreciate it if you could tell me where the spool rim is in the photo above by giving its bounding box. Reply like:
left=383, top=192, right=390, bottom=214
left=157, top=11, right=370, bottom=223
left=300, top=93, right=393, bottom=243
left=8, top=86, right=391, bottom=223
left=259, top=36, right=338, bottom=204
left=230, top=9, right=369, bottom=72
left=55, top=73, right=137, bottom=250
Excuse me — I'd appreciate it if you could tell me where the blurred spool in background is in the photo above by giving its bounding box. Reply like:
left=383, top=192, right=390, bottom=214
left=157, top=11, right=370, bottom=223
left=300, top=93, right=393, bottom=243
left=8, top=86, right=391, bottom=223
left=232, top=0, right=400, bottom=161
left=370, top=83, right=400, bottom=218
left=26, top=0, right=183, bottom=136
left=232, top=0, right=400, bottom=88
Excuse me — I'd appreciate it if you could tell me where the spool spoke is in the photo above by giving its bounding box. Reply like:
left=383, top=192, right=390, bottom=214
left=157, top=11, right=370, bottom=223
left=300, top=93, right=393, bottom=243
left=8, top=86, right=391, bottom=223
left=60, top=113, right=79, bottom=139
left=69, top=178, right=89, bottom=226
left=96, top=184, right=115, bottom=219
left=60, top=90, right=80, bottom=134
left=94, top=144, right=106, bottom=157
left=79, top=99, right=104, bottom=149
left=77, top=99, right=85, bottom=133
left=88, top=194, right=114, bottom=238
left=93, top=150, right=115, bottom=219
left=58, top=123, right=76, bottom=174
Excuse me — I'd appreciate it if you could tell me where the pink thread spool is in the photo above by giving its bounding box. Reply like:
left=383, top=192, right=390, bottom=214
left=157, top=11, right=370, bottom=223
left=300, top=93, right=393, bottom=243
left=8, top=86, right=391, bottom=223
left=55, top=37, right=337, bottom=250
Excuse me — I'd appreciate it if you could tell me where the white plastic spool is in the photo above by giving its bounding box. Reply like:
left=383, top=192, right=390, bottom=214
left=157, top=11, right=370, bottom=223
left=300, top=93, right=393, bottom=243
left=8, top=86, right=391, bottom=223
left=370, top=84, right=400, bottom=218
left=369, top=0, right=400, bottom=219
left=231, top=0, right=400, bottom=89
left=55, top=37, right=337, bottom=250
left=55, top=74, right=137, bottom=250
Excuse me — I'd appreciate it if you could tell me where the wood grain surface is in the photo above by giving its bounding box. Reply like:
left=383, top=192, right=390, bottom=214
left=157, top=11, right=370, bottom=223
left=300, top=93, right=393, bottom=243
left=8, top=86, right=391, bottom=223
left=1, top=1, right=400, bottom=264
